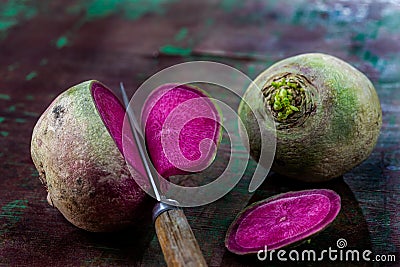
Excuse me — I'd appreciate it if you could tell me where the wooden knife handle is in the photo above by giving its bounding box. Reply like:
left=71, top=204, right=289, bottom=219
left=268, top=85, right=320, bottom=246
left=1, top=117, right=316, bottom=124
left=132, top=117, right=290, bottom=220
left=154, top=207, right=207, bottom=267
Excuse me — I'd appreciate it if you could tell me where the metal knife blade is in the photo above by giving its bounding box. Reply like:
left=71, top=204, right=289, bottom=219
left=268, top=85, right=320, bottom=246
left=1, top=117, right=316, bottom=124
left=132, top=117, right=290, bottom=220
left=119, top=82, right=162, bottom=202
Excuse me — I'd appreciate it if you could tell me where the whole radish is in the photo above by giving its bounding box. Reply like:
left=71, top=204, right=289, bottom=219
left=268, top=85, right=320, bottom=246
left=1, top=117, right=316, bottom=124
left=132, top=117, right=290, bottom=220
left=239, top=53, right=382, bottom=182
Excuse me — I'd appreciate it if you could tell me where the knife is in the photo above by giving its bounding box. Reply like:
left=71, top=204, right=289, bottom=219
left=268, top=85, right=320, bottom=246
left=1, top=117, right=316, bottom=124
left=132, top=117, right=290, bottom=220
left=120, top=83, right=207, bottom=267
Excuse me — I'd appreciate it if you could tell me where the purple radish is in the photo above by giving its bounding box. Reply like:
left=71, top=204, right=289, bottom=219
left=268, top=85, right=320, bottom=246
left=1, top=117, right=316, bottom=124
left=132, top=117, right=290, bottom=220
left=31, top=80, right=221, bottom=232
left=31, top=81, right=147, bottom=232
left=225, top=189, right=341, bottom=254
left=141, top=83, right=221, bottom=179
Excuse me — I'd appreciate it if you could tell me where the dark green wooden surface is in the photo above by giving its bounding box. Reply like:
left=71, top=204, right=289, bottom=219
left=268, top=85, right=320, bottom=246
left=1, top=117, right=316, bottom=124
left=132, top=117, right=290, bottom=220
left=0, top=0, right=399, bottom=266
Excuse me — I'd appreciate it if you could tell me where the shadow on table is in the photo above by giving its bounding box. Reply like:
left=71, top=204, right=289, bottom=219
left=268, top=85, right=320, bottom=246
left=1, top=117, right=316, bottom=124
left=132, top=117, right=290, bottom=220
left=0, top=197, right=157, bottom=266
left=220, top=173, right=374, bottom=267
left=57, top=198, right=158, bottom=266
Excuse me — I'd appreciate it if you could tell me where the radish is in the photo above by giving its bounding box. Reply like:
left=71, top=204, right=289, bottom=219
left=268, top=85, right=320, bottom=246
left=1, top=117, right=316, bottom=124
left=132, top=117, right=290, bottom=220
left=142, top=83, right=221, bottom=178
left=225, top=189, right=341, bottom=254
left=239, top=53, right=382, bottom=182
left=31, top=81, right=221, bottom=231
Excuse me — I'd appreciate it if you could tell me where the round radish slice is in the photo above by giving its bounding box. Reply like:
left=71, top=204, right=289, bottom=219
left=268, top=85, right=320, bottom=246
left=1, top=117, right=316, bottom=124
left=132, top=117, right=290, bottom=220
left=225, top=189, right=341, bottom=254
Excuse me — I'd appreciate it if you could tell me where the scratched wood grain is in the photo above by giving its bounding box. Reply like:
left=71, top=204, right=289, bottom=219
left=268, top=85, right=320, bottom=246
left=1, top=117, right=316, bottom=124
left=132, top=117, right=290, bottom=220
left=0, top=0, right=399, bottom=266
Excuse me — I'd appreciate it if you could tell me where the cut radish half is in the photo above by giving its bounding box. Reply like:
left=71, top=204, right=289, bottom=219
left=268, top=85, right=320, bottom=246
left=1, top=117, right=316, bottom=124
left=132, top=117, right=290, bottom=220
left=142, top=83, right=221, bottom=178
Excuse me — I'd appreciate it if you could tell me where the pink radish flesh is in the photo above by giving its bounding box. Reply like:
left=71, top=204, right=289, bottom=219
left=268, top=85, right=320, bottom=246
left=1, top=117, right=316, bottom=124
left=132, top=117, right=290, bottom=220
left=92, top=82, right=221, bottom=179
left=92, top=82, right=148, bottom=179
left=142, top=84, right=221, bottom=178
left=91, top=82, right=125, bottom=152
left=225, top=189, right=341, bottom=254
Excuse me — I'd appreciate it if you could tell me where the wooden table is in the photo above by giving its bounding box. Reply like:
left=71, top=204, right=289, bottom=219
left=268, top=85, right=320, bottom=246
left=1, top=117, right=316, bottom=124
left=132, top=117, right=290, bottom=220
left=0, top=1, right=399, bottom=266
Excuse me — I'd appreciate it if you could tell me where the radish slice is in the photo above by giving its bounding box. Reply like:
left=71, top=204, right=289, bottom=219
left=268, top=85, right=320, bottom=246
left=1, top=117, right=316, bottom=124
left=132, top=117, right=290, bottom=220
left=225, top=189, right=341, bottom=254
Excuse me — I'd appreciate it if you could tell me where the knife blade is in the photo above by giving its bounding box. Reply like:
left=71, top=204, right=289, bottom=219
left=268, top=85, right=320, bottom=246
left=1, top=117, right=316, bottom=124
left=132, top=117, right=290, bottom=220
left=120, top=82, right=162, bottom=201
left=119, top=82, right=207, bottom=267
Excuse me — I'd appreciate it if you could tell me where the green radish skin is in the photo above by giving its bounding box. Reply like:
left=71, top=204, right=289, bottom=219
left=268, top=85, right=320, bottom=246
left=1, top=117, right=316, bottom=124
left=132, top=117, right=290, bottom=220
left=31, top=80, right=147, bottom=232
left=239, top=53, right=382, bottom=182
